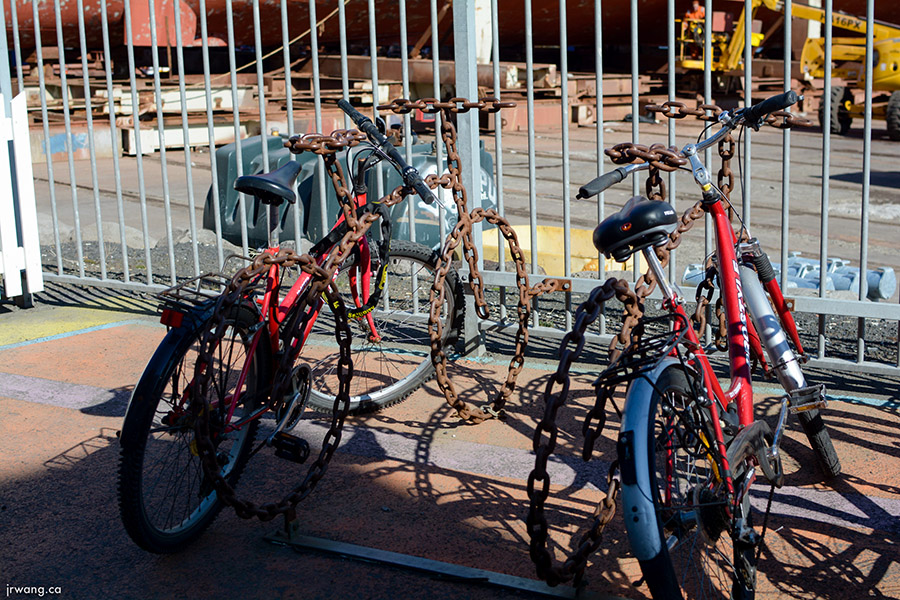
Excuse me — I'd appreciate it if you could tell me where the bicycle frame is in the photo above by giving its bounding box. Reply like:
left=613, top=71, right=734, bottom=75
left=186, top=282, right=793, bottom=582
left=216, top=189, right=380, bottom=431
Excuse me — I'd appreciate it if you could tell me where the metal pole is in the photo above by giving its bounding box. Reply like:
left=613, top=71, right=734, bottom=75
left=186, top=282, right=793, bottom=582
left=399, top=0, right=417, bottom=247
left=704, top=0, right=712, bottom=344
left=76, top=0, right=107, bottom=280
left=147, top=0, right=177, bottom=284
left=630, top=0, right=640, bottom=280
left=525, top=0, right=539, bottom=328
left=52, top=0, right=84, bottom=277
left=431, top=0, right=446, bottom=255
left=818, top=0, right=832, bottom=359
left=225, top=0, right=249, bottom=256
left=283, top=0, right=302, bottom=246
left=743, top=0, right=752, bottom=226
left=594, top=0, right=606, bottom=334
left=99, top=0, right=130, bottom=282
left=309, top=0, right=328, bottom=239
left=491, top=0, right=506, bottom=321
left=173, top=0, right=200, bottom=276
left=667, top=0, right=676, bottom=281
left=198, top=0, right=225, bottom=268
left=560, top=0, right=572, bottom=329
left=454, top=0, right=485, bottom=354
left=254, top=0, right=271, bottom=243
left=858, top=0, right=874, bottom=362
left=30, top=1, right=62, bottom=276
left=123, top=0, right=153, bottom=283
left=780, top=0, right=792, bottom=291
left=368, top=0, right=384, bottom=199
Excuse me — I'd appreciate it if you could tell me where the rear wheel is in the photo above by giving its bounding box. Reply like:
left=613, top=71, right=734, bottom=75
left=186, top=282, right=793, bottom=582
left=118, top=305, right=267, bottom=553
left=305, top=240, right=462, bottom=413
left=623, top=366, right=760, bottom=600
left=818, top=85, right=853, bottom=135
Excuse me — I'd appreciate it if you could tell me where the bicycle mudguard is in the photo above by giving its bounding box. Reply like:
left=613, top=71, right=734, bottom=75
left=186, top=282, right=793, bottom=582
left=618, top=357, right=681, bottom=562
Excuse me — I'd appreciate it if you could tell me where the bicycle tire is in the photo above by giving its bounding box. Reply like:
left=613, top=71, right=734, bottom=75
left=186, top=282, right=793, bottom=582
left=619, top=363, right=760, bottom=600
left=795, top=407, right=841, bottom=478
left=118, top=304, right=269, bottom=553
left=304, top=239, right=462, bottom=413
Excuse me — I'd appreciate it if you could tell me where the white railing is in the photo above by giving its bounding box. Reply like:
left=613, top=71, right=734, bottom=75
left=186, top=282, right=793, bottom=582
left=0, top=93, right=42, bottom=303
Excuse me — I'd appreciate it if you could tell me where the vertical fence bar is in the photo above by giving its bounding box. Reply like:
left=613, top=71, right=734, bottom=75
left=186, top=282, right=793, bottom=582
left=198, top=0, right=224, bottom=268
left=76, top=0, right=107, bottom=280
left=491, top=0, right=506, bottom=321
left=667, top=0, right=676, bottom=281
left=147, top=0, right=177, bottom=284
left=454, top=0, right=484, bottom=353
left=431, top=0, right=445, bottom=251
left=703, top=0, right=712, bottom=344
left=367, top=0, right=384, bottom=199
left=284, top=0, right=302, bottom=245
left=742, top=0, right=752, bottom=225
left=52, top=0, right=84, bottom=277
left=30, top=2, right=62, bottom=276
left=858, top=0, right=874, bottom=362
left=399, top=0, right=417, bottom=246
left=173, top=0, right=200, bottom=276
left=253, top=0, right=270, bottom=239
left=630, top=0, right=641, bottom=280
left=780, top=0, right=791, bottom=290
left=309, top=0, right=328, bottom=238
left=594, top=0, right=606, bottom=334
left=339, top=0, right=351, bottom=130
left=818, top=0, right=832, bottom=358
left=225, top=0, right=249, bottom=256
left=8, top=0, right=22, bottom=91
left=560, top=0, right=572, bottom=329
left=123, top=0, right=153, bottom=283
left=524, top=0, right=539, bottom=327
left=99, top=0, right=130, bottom=282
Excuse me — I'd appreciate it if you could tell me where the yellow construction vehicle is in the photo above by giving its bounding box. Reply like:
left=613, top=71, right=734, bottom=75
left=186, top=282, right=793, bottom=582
left=678, top=0, right=900, bottom=139
left=787, top=0, right=900, bottom=139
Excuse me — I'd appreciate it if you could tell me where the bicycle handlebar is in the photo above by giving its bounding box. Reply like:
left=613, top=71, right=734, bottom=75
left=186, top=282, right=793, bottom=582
left=337, top=99, right=437, bottom=205
left=578, top=91, right=802, bottom=196
left=576, top=167, right=629, bottom=200
left=740, top=90, right=799, bottom=126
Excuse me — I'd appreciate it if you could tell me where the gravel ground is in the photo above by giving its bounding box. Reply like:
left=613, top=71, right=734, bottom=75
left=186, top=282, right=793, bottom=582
left=17, top=238, right=900, bottom=370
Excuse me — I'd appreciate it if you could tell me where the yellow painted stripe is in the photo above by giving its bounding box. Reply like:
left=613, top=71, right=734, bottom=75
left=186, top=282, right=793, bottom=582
left=0, top=307, right=154, bottom=347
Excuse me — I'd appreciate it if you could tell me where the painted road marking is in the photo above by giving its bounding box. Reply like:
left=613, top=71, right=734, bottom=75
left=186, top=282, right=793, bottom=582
left=0, top=371, right=131, bottom=411
left=0, top=318, right=160, bottom=352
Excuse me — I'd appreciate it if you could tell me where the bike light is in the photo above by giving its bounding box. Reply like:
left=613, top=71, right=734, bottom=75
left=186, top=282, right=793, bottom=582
left=160, top=308, right=184, bottom=329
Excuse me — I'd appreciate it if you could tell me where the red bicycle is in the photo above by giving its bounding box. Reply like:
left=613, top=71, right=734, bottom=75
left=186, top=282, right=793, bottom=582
left=528, top=90, right=840, bottom=598
left=118, top=102, right=461, bottom=553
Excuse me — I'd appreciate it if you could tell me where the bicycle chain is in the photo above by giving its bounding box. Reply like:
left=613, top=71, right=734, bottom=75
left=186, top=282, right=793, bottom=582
left=190, top=130, right=408, bottom=522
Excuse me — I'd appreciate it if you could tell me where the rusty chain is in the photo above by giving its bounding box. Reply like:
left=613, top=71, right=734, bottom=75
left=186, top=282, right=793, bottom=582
left=526, top=280, right=631, bottom=586
left=189, top=126, right=410, bottom=522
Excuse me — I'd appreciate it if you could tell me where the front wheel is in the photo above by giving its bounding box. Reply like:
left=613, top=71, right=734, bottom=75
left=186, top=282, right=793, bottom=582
left=304, top=240, right=462, bottom=413
left=118, top=304, right=268, bottom=553
left=619, top=364, right=760, bottom=600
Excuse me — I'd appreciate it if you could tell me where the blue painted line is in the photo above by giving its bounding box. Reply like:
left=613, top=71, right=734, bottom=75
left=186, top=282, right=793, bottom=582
left=0, top=319, right=159, bottom=352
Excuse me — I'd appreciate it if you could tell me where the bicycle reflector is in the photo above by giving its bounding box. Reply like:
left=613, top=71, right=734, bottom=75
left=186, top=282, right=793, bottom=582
left=160, top=308, right=185, bottom=329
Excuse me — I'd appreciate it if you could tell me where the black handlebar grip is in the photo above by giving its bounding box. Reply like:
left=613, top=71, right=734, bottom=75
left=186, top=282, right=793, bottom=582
left=337, top=98, right=371, bottom=128
left=577, top=167, right=627, bottom=199
left=744, top=90, right=799, bottom=124
left=412, top=177, right=437, bottom=205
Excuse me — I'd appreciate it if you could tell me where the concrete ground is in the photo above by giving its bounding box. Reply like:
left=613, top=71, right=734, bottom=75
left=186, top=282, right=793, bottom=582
left=1, top=285, right=899, bottom=600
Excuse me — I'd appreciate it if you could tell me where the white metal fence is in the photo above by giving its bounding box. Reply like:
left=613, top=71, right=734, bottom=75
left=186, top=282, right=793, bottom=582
left=3, top=0, right=898, bottom=374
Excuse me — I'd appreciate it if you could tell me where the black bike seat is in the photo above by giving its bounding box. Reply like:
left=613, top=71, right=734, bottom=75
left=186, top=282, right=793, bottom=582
left=593, top=195, right=678, bottom=262
left=233, top=160, right=303, bottom=206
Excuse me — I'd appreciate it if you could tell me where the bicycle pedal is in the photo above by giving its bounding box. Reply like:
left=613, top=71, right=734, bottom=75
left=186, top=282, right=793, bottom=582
left=788, top=384, right=827, bottom=414
left=270, top=431, right=310, bottom=464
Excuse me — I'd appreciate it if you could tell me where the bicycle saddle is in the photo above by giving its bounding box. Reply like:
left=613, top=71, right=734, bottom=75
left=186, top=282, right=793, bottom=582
left=233, top=160, right=303, bottom=206
left=593, top=195, right=678, bottom=262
